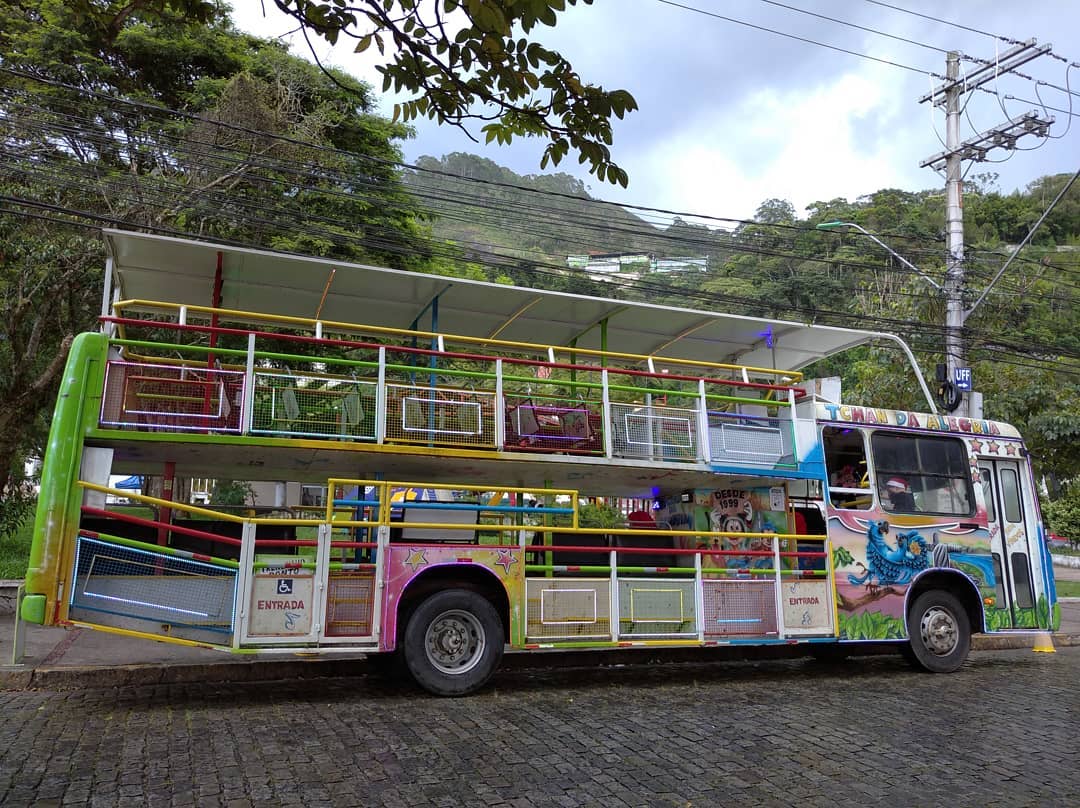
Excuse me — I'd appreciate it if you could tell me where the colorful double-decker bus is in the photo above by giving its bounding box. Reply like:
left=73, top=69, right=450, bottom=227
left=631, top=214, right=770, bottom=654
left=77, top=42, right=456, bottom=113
left=21, top=230, right=1059, bottom=695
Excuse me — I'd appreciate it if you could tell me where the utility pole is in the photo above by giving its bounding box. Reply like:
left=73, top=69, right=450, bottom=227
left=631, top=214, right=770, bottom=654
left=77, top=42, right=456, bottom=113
left=920, top=40, right=1053, bottom=418
left=943, top=52, right=966, bottom=417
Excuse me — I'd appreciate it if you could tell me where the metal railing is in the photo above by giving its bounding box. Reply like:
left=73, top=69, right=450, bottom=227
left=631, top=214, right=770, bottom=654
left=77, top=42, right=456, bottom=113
left=97, top=302, right=805, bottom=468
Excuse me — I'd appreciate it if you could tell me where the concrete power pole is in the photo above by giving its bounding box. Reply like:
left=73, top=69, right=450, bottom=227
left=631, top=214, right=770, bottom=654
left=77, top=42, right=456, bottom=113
left=943, top=52, right=967, bottom=416
left=920, top=40, right=1053, bottom=418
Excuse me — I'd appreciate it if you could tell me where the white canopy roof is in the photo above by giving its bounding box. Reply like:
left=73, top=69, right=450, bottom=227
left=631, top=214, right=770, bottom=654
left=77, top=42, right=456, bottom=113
left=102, top=229, right=932, bottom=403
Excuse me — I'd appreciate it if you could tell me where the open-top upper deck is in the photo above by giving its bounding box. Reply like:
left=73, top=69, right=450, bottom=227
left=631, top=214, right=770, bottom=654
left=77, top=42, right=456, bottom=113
left=87, top=230, right=937, bottom=490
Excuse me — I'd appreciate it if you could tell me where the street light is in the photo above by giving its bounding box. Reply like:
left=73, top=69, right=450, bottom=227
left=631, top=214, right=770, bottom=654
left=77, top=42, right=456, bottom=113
left=815, top=221, right=942, bottom=291
left=815, top=220, right=967, bottom=414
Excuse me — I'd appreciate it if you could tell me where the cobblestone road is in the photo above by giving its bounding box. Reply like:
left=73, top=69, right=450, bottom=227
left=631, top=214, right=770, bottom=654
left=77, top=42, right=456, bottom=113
left=0, top=648, right=1077, bottom=807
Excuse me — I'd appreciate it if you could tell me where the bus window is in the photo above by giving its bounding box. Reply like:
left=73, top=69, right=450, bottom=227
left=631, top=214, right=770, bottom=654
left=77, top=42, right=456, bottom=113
left=979, top=468, right=995, bottom=523
left=1000, top=468, right=1022, bottom=523
left=823, top=426, right=871, bottom=510
left=871, top=433, right=974, bottom=516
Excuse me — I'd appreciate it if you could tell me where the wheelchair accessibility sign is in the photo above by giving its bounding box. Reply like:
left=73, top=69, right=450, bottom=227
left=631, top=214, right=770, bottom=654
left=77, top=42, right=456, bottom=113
left=249, top=564, right=314, bottom=637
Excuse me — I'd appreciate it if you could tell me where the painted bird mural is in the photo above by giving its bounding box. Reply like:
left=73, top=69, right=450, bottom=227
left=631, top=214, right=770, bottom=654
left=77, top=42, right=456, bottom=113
left=848, top=520, right=930, bottom=587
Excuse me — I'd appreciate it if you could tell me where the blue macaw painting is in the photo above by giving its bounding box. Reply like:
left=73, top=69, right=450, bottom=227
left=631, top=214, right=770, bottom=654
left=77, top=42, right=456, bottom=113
left=848, top=520, right=929, bottom=587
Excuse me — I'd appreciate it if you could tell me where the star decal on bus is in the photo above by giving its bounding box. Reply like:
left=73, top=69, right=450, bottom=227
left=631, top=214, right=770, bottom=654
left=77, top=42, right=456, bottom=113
left=495, top=548, right=517, bottom=574
left=404, top=548, right=428, bottom=572
left=1005, top=443, right=1018, bottom=456
left=969, top=438, right=984, bottom=453
left=985, top=440, right=1000, bottom=454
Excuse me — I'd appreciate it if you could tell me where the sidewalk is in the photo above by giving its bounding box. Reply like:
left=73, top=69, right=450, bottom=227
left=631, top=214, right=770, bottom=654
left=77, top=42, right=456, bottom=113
left=1, top=574, right=1077, bottom=691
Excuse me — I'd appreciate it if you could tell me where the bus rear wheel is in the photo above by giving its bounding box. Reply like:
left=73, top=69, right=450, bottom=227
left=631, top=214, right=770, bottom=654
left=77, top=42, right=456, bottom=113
left=906, top=590, right=970, bottom=673
left=403, top=589, right=504, bottom=696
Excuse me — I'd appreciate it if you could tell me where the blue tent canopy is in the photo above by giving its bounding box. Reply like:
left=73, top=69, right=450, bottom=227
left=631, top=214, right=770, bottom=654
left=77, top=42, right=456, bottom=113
left=114, top=475, right=142, bottom=490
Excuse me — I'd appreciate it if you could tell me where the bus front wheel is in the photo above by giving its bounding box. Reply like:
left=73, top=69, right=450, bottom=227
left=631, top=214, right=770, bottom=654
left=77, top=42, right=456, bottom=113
left=906, top=590, right=970, bottom=673
left=403, top=589, right=504, bottom=696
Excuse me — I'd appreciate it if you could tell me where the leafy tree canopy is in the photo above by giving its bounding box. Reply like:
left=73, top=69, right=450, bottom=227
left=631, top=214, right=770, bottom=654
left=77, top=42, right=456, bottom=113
left=269, top=0, right=637, bottom=186
left=0, top=0, right=429, bottom=495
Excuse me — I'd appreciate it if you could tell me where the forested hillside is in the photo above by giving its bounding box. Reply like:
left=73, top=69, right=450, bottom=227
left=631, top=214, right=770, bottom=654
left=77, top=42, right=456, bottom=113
left=408, top=155, right=1079, bottom=522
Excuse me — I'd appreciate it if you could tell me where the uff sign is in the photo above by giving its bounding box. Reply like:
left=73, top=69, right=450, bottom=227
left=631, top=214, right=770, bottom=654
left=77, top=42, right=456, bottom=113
left=954, top=367, right=972, bottom=391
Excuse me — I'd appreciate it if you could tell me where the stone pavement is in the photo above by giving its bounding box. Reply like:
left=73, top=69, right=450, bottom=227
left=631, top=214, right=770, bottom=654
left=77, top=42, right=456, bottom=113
left=1, top=564, right=1078, bottom=692
left=1, top=647, right=1078, bottom=807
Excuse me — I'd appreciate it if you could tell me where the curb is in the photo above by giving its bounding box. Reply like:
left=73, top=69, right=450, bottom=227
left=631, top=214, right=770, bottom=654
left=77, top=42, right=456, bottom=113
left=971, top=632, right=1078, bottom=651
left=0, top=656, right=374, bottom=692
left=1, top=634, right=1075, bottom=692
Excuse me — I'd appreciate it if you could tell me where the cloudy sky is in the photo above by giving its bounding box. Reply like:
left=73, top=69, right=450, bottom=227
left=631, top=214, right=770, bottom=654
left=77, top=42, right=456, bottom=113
left=234, top=1, right=1080, bottom=221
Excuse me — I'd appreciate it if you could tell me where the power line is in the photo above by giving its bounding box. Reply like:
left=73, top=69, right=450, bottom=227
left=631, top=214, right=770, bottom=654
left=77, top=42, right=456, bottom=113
left=1, top=71, right=1076, bottom=365
left=1, top=100, right=1067, bottom=315
left=5, top=196, right=1077, bottom=378
left=653, top=0, right=943, bottom=77
left=0, top=74, right=966, bottom=286
left=860, top=0, right=1019, bottom=44
left=751, top=0, right=949, bottom=55
left=1, top=106, right=1067, bottom=315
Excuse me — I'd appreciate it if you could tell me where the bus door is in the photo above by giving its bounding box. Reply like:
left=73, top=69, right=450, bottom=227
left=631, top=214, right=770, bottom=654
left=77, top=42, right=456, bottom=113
left=979, top=459, right=1036, bottom=627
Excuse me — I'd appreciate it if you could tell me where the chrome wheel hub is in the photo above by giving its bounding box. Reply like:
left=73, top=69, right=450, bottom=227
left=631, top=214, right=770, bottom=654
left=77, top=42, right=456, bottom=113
left=920, top=606, right=959, bottom=656
left=425, top=609, right=484, bottom=675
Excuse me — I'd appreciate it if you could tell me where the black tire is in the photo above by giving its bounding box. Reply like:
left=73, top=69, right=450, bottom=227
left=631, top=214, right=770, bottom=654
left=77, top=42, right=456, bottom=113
left=403, top=589, right=504, bottom=696
left=906, top=590, right=970, bottom=673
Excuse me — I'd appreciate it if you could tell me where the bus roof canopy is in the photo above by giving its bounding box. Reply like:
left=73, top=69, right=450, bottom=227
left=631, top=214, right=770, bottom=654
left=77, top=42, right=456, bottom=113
left=103, top=228, right=914, bottom=377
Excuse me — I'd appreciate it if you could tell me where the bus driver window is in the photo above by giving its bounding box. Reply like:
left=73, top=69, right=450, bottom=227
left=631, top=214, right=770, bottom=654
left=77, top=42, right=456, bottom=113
left=880, top=476, right=917, bottom=512
left=823, top=426, right=872, bottom=510
left=871, top=432, right=974, bottom=517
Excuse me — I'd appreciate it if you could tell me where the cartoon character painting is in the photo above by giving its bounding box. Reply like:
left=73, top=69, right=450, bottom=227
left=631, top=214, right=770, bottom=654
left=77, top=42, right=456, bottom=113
left=708, top=489, right=753, bottom=533
left=847, top=520, right=929, bottom=588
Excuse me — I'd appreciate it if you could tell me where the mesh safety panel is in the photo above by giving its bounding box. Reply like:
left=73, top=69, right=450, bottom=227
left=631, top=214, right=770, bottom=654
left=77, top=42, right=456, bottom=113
left=610, top=403, right=701, bottom=462
left=324, top=571, right=376, bottom=637
left=70, top=535, right=236, bottom=640
left=526, top=578, right=611, bottom=640
left=617, top=579, right=697, bottom=638
left=100, top=361, right=244, bottom=433
left=251, top=374, right=377, bottom=440
left=706, top=411, right=792, bottom=467
left=702, top=579, right=778, bottom=637
left=503, top=396, right=604, bottom=455
left=384, top=383, right=496, bottom=448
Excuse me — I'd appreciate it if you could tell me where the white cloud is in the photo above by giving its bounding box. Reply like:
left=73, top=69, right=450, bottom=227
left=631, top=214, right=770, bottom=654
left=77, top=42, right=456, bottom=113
left=624, top=71, right=914, bottom=218
left=230, top=1, right=1080, bottom=221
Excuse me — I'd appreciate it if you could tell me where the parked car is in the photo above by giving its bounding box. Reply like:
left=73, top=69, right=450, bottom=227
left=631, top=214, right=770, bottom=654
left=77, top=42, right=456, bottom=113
left=1048, top=532, right=1072, bottom=550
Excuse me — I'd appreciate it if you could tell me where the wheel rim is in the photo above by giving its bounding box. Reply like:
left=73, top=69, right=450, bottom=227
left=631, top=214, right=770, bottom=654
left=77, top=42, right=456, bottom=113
left=919, top=605, right=959, bottom=656
left=424, top=609, right=485, bottom=675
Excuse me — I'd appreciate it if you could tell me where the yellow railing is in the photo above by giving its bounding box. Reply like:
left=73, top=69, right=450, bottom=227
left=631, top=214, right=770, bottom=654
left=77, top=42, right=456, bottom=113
left=109, top=299, right=803, bottom=382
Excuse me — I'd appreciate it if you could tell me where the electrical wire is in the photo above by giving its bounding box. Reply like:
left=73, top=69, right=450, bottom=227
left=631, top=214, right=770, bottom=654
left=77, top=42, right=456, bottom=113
left=859, top=0, right=1021, bottom=44
left=750, top=0, right=949, bottom=55
left=652, top=0, right=944, bottom=77
left=1, top=70, right=1077, bottom=369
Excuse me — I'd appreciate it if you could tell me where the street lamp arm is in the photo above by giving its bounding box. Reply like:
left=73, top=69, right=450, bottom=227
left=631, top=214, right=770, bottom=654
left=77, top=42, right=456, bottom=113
left=817, top=221, right=943, bottom=291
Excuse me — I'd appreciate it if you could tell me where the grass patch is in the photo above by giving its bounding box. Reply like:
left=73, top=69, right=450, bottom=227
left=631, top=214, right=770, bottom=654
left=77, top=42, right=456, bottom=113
left=1056, top=580, right=1080, bottom=598
left=0, top=513, right=34, bottom=580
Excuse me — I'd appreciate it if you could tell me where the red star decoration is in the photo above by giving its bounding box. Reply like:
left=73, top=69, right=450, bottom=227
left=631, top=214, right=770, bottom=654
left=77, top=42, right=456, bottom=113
left=969, top=438, right=984, bottom=453
left=495, top=548, right=517, bottom=574
left=1005, top=443, right=1018, bottom=456
left=985, top=440, right=1000, bottom=454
